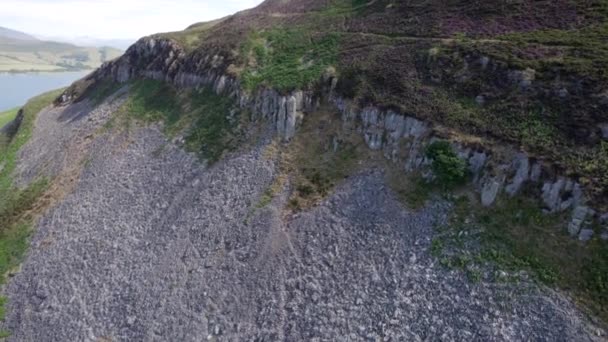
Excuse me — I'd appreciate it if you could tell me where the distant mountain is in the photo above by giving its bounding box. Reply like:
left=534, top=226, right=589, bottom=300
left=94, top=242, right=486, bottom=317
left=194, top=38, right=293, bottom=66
left=0, top=27, right=123, bottom=72
left=38, top=36, right=136, bottom=51
left=0, top=26, right=38, bottom=41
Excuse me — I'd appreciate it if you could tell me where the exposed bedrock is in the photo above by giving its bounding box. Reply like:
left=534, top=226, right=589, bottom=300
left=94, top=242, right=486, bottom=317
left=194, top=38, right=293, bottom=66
left=60, top=36, right=607, bottom=240
left=4, top=98, right=605, bottom=341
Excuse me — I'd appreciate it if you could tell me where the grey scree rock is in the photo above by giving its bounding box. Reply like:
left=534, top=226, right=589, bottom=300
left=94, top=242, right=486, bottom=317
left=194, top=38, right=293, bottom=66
left=3, top=99, right=606, bottom=341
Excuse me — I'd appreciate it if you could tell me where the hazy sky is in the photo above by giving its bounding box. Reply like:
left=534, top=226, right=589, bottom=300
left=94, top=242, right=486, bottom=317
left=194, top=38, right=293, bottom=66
left=1, top=0, right=264, bottom=39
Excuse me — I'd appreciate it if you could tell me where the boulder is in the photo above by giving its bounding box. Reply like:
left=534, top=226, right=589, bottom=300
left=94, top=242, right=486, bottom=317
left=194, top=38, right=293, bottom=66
left=579, top=229, right=594, bottom=242
left=542, top=178, right=566, bottom=212
left=285, top=96, right=297, bottom=140
left=360, top=107, right=383, bottom=150
left=384, top=111, right=405, bottom=141
left=505, top=153, right=530, bottom=196
left=276, top=97, right=287, bottom=137
left=468, top=152, right=487, bottom=182
left=529, top=163, right=542, bottom=182
left=403, top=117, right=428, bottom=138
left=481, top=175, right=504, bottom=206
left=568, top=206, right=590, bottom=237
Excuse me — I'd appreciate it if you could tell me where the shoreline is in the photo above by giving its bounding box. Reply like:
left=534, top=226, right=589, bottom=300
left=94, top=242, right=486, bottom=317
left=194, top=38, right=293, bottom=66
left=0, top=71, right=88, bottom=112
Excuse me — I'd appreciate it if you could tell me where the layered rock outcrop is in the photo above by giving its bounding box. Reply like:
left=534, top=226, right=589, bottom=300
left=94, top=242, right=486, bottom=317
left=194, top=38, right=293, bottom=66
left=333, top=97, right=604, bottom=241
left=5, top=97, right=605, bottom=341
left=60, top=36, right=608, bottom=242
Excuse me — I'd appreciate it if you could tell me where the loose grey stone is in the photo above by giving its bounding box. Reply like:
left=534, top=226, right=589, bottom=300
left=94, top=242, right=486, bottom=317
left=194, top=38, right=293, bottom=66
left=481, top=176, right=503, bottom=206
left=3, top=71, right=605, bottom=342
left=579, top=229, right=594, bottom=242
left=505, top=153, right=530, bottom=196
left=568, top=206, right=590, bottom=236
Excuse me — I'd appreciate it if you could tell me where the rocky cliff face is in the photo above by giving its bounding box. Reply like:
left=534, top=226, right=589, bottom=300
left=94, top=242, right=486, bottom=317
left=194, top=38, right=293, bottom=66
left=4, top=85, right=606, bottom=341
left=61, top=35, right=608, bottom=242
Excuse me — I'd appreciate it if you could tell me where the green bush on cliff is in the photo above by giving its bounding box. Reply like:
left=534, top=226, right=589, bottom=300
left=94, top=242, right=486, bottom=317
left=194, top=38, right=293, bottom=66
left=426, top=141, right=467, bottom=188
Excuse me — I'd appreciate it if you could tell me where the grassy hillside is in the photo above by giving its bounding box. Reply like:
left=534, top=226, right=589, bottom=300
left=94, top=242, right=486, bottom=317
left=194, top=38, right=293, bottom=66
left=0, top=29, right=123, bottom=72
left=0, top=89, right=61, bottom=337
left=0, top=108, right=19, bottom=129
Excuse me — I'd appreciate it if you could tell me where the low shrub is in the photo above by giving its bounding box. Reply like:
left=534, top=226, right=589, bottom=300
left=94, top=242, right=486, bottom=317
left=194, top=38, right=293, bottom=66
left=425, top=141, right=468, bottom=188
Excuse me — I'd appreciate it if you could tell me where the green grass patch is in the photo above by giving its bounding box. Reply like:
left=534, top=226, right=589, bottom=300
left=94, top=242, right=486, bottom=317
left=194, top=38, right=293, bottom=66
left=0, top=296, right=5, bottom=321
left=184, top=88, right=241, bottom=163
left=285, top=108, right=367, bottom=210
left=0, top=108, right=19, bottom=129
left=387, top=172, right=435, bottom=210
left=0, top=90, right=58, bottom=335
left=87, top=79, right=122, bottom=105
left=115, top=79, right=241, bottom=163
left=0, top=90, right=59, bottom=284
left=120, top=80, right=181, bottom=125
left=574, top=141, right=608, bottom=198
left=386, top=141, right=467, bottom=210
left=434, top=194, right=608, bottom=322
left=0, top=88, right=62, bottom=193
left=241, top=29, right=340, bottom=92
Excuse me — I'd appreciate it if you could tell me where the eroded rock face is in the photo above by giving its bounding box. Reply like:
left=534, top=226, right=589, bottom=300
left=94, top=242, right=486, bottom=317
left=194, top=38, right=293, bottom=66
left=569, top=206, right=591, bottom=237
left=481, top=176, right=505, bottom=207
left=62, top=36, right=603, bottom=240
left=331, top=96, right=601, bottom=237
left=4, top=99, right=606, bottom=341
left=505, top=153, right=530, bottom=196
left=68, top=37, right=316, bottom=143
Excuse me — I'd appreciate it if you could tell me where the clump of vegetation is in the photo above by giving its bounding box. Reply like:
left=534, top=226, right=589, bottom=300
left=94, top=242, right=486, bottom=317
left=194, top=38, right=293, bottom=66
left=0, top=90, right=60, bottom=283
left=112, top=79, right=241, bottom=163
left=87, top=79, right=122, bottom=105
left=185, top=88, right=241, bottom=163
left=0, top=90, right=61, bottom=337
left=240, top=29, right=339, bottom=92
left=387, top=171, right=435, bottom=210
left=433, top=195, right=608, bottom=322
left=0, top=108, right=19, bottom=129
left=284, top=108, right=367, bottom=210
left=119, top=80, right=181, bottom=125
left=425, top=141, right=467, bottom=188
left=385, top=141, right=467, bottom=210
left=575, top=141, right=608, bottom=198
left=0, top=295, right=8, bottom=337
